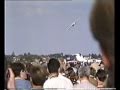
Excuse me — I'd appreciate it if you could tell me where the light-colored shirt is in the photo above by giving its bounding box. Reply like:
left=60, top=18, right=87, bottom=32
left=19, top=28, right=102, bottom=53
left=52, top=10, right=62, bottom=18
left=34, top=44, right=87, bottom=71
left=58, top=73, right=73, bottom=88
left=73, top=80, right=99, bottom=90
left=43, top=74, right=73, bottom=90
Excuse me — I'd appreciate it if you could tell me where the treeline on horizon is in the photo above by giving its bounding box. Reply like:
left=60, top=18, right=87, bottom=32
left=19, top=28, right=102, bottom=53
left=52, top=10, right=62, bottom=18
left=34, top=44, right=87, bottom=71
left=5, top=51, right=102, bottom=61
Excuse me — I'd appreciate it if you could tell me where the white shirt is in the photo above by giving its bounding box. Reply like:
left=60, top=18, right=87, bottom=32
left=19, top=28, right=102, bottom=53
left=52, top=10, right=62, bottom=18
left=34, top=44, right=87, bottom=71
left=73, top=79, right=99, bottom=90
left=58, top=73, right=73, bottom=88
left=43, top=73, right=73, bottom=90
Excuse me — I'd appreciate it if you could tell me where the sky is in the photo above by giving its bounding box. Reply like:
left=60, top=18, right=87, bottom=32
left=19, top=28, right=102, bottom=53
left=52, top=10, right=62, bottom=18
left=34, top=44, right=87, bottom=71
left=5, top=0, right=102, bottom=55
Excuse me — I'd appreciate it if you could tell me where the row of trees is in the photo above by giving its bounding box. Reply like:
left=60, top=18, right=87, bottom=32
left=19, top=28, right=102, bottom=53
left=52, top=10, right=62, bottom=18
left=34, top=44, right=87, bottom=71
left=89, top=54, right=102, bottom=59
left=6, top=52, right=102, bottom=62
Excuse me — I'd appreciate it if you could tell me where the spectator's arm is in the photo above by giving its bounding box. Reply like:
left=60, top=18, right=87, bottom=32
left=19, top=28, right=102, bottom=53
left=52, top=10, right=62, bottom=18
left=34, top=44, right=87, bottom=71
left=7, top=68, right=16, bottom=90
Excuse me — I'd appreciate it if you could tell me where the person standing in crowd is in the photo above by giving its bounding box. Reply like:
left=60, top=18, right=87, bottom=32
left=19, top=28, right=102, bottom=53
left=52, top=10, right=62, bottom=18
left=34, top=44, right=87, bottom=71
left=65, top=67, right=78, bottom=85
left=89, top=62, right=100, bottom=87
left=29, top=65, right=47, bottom=90
left=73, top=66, right=99, bottom=90
left=25, top=63, right=33, bottom=81
left=10, top=62, right=32, bottom=90
left=96, top=69, right=107, bottom=88
left=89, top=67, right=98, bottom=87
left=58, top=59, right=73, bottom=87
left=90, top=0, right=114, bottom=88
left=43, top=58, right=73, bottom=89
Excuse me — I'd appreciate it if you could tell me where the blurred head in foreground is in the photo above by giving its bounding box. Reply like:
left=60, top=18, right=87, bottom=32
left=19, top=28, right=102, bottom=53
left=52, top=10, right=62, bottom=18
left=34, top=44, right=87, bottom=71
left=90, top=0, right=114, bottom=87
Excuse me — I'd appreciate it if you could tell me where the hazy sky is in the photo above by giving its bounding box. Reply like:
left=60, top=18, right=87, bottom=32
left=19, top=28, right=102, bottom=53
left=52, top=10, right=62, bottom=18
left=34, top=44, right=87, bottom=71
left=5, top=0, right=101, bottom=55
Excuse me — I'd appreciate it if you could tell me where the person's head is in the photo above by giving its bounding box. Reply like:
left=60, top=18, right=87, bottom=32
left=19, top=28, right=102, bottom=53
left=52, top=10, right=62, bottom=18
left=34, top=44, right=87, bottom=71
left=25, top=63, right=33, bottom=73
left=70, top=63, right=75, bottom=67
left=90, top=0, right=114, bottom=87
left=96, top=69, right=107, bottom=82
left=41, top=62, right=49, bottom=77
left=90, top=67, right=96, bottom=77
left=65, top=67, right=77, bottom=85
left=47, top=58, right=60, bottom=74
left=78, top=66, right=90, bottom=79
left=65, top=67, right=74, bottom=76
left=90, top=0, right=114, bottom=69
left=10, top=62, right=27, bottom=79
left=30, top=65, right=47, bottom=87
left=90, top=62, right=100, bottom=74
left=25, top=63, right=33, bottom=81
left=58, top=58, right=66, bottom=71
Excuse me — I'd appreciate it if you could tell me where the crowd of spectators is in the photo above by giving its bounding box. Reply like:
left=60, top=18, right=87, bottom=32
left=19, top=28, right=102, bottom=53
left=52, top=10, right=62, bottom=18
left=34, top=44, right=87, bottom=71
left=5, top=0, right=114, bottom=89
left=5, top=57, right=110, bottom=90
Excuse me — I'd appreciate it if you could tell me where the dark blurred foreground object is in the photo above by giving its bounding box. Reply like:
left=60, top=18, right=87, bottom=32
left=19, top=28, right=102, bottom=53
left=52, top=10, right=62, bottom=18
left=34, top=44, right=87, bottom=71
left=90, top=0, right=114, bottom=88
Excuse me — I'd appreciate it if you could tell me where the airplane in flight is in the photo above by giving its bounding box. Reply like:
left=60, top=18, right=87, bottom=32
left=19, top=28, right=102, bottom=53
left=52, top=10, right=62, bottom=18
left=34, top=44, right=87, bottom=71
left=66, top=17, right=80, bottom=30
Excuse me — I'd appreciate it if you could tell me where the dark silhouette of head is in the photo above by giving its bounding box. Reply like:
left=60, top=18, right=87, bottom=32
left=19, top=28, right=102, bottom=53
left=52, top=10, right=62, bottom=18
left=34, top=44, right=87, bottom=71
left=90, top=0, right=114, bottom=87
left=47, top=58, right=60, bottom=74
left=10, top=62, right=25, bottom=77
left=96, top=69, right=107, bottom=82
left=30, top=65, right=47, bottom=87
